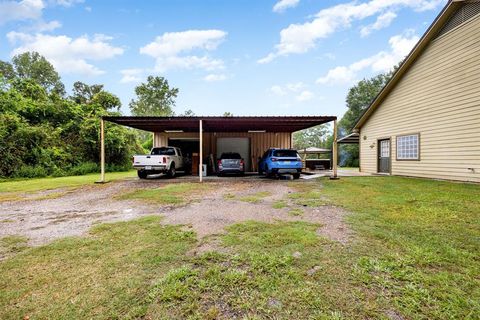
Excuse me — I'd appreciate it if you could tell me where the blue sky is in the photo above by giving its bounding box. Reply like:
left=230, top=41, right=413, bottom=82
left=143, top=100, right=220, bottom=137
left=0, top=0, right=447, bottom=117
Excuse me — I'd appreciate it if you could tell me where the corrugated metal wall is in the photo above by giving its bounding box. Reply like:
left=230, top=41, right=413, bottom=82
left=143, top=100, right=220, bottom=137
left=154, top=131, right=292, bottom=171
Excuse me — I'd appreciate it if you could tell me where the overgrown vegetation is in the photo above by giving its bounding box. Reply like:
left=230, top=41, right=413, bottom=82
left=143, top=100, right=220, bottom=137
left=0, top=52, right=143, bottom=178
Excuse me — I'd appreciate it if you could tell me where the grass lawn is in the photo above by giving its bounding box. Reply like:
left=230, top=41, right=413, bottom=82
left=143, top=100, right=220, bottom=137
left=0, top=176, right=479, bottom=319
left=0, top=171, right=136, bottom=201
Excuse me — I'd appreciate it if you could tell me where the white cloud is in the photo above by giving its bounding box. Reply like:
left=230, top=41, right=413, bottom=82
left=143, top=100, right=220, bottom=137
left=317, top=30, right=419, bottom=85
left=273, top=0, right=300, bottom=13
left=8, top=32, right=124, bottom=76
left=0, top=0, right=44, bottom=25
left=316, top=66, right=356, bottom=85
left=52, top=0, right=84, bottom=7
left=360, top=11, right=397, bottom=37
left=270, top=82, right=314, bottom=102
left=259, top=0, right=444, bottom=63
left=140, top=29, right=227, bottom=72
left=120, top=68, right=143, bottom=83
left=296, top=90, right=314, bottom=101
left=204, top=73, right=227, bottom=82
left=34, top=19, right=61, bottom=31
left=270, top=85, right=287, bottom=96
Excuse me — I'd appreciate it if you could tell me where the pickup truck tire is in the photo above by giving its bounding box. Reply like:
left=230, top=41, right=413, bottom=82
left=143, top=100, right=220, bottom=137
left=167, top=163, right=176, bottom=178
left=138, top=170, right=148, bottom=179
left=293, top=173, right=301, bottom=179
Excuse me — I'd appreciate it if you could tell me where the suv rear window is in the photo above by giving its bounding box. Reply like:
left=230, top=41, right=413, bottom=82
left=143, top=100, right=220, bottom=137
left=151, top=147, right=176, bottom=156
left=220, top=152, right=241, bottom=159
left=272, top=150, right=298, bottom=158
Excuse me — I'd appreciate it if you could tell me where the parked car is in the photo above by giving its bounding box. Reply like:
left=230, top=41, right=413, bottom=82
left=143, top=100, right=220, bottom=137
left=217, top=152, right=245, bottom=176
left=258, top=148, right=302, bottom=179
left=133, top=146, right=187, bottom=179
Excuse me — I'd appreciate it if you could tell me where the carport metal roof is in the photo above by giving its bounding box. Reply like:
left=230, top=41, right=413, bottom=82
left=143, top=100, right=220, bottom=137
left=103, top=116, right=337, bottom=133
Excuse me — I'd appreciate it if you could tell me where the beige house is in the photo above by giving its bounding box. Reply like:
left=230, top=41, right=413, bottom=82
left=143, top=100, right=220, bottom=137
left=354, top=0, right=480, bottom=183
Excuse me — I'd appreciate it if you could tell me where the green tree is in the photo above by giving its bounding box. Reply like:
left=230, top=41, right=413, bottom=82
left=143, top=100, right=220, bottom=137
left=339, top=72, right=392, bottom=133
left=293, top=125, right=331, bottom=151
left=338, top=71, right=394, bottom=167
left=129, top=76, right=178, bottom=116
left=71, top=81, right=104, bottom=105
left=1, top=52, right=65, bottom=95
left=223, top=112, right=233, bottom=117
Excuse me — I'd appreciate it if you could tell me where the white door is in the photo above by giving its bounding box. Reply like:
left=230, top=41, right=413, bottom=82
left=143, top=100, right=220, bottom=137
left=216, top=137, right=250, bottom=171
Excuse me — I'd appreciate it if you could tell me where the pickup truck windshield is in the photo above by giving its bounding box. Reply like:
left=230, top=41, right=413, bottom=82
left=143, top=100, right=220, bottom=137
left=151, top=147, right=176, bottom=156
left=273, top=150, right=298, bottom=158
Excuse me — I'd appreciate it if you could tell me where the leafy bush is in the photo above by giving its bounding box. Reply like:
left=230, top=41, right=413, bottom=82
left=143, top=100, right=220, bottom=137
left=0, top=52, right=144, bottom=179
left=13, top=165, right=48, bottom=178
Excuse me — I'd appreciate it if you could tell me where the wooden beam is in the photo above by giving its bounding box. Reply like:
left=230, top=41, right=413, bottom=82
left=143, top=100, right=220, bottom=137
left=199, top=119, right=203, bottom=182
left=331, top=119, right=339, bottom=180
left=99, top=118, right=106, bottom=183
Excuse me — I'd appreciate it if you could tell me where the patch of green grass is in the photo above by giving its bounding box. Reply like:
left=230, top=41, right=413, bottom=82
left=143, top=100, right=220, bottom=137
left=288, top=183, right=327, bottom=207
left=272, top=200, right=288, bottom=209
left=119, top=183, right=207, bottom=205
left=0, top=216, right=196, bottom=319
left=238, top=191, right=271, bottom=203
left=0, top=171, right=135, bottom=193
left=320, top=176, right=480, bottom=319
left=0, top=236, right=28, bottom=257
left=288, top=208, right=303, bottom=216
left=223, top=193, right=236, bottom=200
left=146, top=221, right=380, bottom=319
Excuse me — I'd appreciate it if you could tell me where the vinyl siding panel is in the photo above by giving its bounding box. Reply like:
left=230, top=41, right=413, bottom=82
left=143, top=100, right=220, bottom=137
left=360, top=13, right=480, bottom=182
left=154, top=131, right=291, bottom=171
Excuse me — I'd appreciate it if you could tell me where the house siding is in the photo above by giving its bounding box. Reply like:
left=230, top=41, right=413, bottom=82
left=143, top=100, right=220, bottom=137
left=154, top=131, right=292, bottom=171
left=360, top=13, right=480, bottom=183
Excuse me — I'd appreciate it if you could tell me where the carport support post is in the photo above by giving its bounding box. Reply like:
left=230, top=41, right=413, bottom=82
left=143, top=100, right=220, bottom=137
left=331, top=119, right=338, bottom=180
left=100, top=118, right=105, bottom=183
left=199, top=119, right=203, bottom=182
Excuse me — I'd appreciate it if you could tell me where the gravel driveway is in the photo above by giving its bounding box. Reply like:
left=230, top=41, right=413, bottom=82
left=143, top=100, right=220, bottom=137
left=0, top=178, right=352, bottom=248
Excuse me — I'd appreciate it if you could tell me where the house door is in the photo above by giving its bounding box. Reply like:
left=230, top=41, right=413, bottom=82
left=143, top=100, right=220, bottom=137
left=378, top=139, right=391, bottom=173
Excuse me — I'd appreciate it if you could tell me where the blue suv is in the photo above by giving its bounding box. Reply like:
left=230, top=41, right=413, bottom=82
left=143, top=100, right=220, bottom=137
left=258, top=148, right=302, bottom=179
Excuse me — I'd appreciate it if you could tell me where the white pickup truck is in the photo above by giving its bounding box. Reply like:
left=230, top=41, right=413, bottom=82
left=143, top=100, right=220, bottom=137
left=133, top=147, right=188, bottom=179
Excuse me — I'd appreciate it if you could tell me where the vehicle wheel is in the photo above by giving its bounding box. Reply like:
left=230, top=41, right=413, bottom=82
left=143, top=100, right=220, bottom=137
left=265, top=166, right=271, bottom=178
left=293, top=173, right=300, bottom=179
left=167, top=164, right=176, bottom=178
left=217, top=172, right=223, bottom=177
left=137, top=170, right=148, bottom=179
left=258, top=167, right=263, bottom=175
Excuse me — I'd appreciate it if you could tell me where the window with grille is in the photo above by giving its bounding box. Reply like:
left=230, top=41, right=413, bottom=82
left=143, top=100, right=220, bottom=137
left=397, top=134, right=420, bottom=160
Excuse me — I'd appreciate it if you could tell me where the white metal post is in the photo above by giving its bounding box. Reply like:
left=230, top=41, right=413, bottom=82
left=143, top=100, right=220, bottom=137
left=100, top=118, right=105, bottom=183
left=331, top=119, right=338, bottom=179
left=199, top=119, right=203, bottom=182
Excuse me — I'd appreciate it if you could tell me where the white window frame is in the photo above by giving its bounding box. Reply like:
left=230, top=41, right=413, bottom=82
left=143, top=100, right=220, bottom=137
left=396, top=133, right=420, bottom=161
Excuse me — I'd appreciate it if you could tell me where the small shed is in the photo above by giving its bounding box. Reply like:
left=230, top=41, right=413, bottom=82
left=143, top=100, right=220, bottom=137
left=100, top=115, right=339, bottom=181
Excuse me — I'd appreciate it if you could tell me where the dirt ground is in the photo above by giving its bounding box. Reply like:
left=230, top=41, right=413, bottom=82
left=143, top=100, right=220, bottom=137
left=0, top=177, right=353, bottom=248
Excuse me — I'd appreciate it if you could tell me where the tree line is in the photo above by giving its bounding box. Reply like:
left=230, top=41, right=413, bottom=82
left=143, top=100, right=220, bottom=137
left=0, top=52, right=178, bottom=178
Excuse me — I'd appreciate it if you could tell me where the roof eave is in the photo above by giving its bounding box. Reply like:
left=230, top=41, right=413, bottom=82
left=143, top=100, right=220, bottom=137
left=354, top=0, right=463, bottom=130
